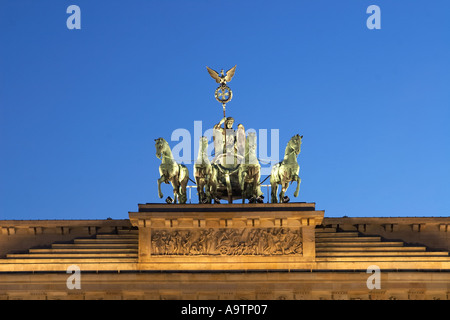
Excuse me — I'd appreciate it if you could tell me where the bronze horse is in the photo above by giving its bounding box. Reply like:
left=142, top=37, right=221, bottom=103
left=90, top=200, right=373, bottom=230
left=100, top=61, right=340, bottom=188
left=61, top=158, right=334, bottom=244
left=155, top=137, right=189, bottom=204
left=270, top=134, right=302, bottom=203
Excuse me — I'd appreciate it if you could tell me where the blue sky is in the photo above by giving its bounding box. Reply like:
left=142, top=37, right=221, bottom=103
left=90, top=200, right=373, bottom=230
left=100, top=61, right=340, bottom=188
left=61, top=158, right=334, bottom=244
left=0, top=0, right=449, bottom=220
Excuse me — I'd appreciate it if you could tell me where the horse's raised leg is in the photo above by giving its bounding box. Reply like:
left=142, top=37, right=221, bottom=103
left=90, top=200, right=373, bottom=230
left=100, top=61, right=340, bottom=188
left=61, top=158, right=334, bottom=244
left=157, top=176, right=165, bottom=199
left=293, top=175, right=301, bottom=198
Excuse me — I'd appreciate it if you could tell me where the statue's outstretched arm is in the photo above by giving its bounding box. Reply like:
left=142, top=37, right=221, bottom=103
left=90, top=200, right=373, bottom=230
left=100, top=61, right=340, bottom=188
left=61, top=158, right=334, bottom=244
left=214, top=117, right=226, bottom=129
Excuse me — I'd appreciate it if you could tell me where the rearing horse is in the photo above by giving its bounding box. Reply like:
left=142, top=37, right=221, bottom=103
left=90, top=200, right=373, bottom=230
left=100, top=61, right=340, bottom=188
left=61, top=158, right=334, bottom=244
left=155, top=137, right=189, bottom=204
left=270, top=134, right=302, bottom=203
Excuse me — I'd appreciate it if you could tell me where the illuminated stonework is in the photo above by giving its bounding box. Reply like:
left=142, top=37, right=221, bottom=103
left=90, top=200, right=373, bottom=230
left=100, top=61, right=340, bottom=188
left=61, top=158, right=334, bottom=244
left=0, top=203, right=449, bottom=300
left=151, top=227, right=303, bottom=256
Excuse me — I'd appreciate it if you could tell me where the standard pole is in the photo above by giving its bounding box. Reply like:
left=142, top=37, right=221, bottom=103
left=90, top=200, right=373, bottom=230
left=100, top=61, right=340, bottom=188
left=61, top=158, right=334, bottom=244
left=222, top=103, right=226, bottom=155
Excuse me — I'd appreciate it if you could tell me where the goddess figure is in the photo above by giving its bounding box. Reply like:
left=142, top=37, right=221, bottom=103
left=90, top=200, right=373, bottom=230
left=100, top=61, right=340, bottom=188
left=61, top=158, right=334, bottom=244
left=212, top=116, right=245, bottom=165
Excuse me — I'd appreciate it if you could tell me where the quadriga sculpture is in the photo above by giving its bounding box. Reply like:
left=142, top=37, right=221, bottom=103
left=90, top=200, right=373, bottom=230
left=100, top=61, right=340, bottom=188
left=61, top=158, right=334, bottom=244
left=155, top=137, right=189, bottom=204
left=270, top=134, right=303, bottom=203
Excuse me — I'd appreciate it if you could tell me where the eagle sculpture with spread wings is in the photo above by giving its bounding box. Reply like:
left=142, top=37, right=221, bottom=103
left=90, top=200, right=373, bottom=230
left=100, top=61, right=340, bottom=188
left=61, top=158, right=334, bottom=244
left=206, top=65, right=237, bottom=85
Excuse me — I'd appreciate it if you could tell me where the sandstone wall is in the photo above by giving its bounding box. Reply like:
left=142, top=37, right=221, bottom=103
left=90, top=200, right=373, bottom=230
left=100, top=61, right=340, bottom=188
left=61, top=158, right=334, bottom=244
left=322, top=217, right=450, bottom=251
left=0, top=219, right=133, bottom=258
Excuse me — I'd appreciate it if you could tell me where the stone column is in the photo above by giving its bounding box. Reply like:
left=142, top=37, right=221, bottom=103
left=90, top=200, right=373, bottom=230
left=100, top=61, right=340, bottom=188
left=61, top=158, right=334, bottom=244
left=137, top=219, right=152, bottom=263
left=302, top=226, right=316, bottom=261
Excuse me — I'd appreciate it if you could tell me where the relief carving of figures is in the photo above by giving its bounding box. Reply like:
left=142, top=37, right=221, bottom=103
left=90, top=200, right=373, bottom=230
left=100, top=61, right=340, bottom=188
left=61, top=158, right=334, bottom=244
left=151, top=228, right=302, bottom=256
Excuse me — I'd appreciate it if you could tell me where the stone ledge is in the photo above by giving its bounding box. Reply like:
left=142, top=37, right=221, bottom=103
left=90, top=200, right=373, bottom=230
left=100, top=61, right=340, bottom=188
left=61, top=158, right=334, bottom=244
left=130, top=203, right=324, bottom=228
left=1, top=260, right=450, bottom=272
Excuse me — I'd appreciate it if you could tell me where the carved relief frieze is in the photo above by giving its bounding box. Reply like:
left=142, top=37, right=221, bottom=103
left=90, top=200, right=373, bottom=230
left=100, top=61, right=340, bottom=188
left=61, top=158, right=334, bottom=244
left=150, top=227, right=302, bottom=256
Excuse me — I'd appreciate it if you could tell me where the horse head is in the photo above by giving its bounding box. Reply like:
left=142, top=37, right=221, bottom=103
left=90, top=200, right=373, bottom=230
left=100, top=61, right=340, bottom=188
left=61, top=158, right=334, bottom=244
left=199, top=136, right=209, bottom=153
left=155, top=137, right=168, bottom=160
left=290, top=134, right=303, bottom=156
left=196, top=136, right=210, bottom=165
